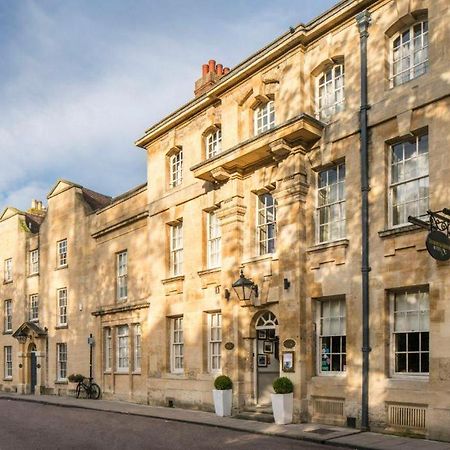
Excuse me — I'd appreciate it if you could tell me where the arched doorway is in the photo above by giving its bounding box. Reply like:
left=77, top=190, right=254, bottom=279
left=255, top=311, right=279, bottom=406
left=28, top=344, right=37, bottom=394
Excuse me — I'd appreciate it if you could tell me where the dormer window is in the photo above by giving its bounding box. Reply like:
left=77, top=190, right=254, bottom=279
left=254, top=100, right=275, bottom=135
left=391, top=19, right=428, bottom=87
left=315, top=64, right=345, bottom=121
left=206, top=129, right=222, bottom=159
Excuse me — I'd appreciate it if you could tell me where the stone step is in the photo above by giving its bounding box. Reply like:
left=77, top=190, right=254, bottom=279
left=241, top=405, right=273, bottom=414
left=234, top=409, right=274, bottom=423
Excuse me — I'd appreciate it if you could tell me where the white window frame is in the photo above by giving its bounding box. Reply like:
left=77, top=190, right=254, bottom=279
left=104, top=327, right=112, bottom=372
left=257, top=193, right=277, bottom=255
left=169, top=150, right=183, bottom=188
left=207, top=212, right=221, bottom=269
left=315, top=64, right=345, bottom=121
left=206, top=129, right=222, bottom=159
left=4, top=300, right=12, bottom=333
left=317, top=298, right=346, bottom=375
left=316, top=163, right=346, bottom=244
left=30, top=249, right=39, bottom=275
left=134, top=324, right=142, bottom=372
left=56, top=343, right=67, bottom=381
left=208, top=313, right=222, bottom=373
left=116, top=251, right=128, bottom=301
left=57, top=288, right=68, bottom=326
left=391, top=20, right=428, bottom=87
left=254, top=100, right=275, bottom=135
left=170, top=223, right=183, bottom=277
left=391, top=289, right=429, bottom=377
left=57, top=239, right=67, bottom=267
left=389, top=134, right=429, bottom=228
left=171, top=317, right=184, bottom=374
left=29, top=294, right=39, bottom=323
left=4, top=346, right=12, bottom=379
left=116, top=325, right=129, bottom=372
left=4, top=258, right=12, bottom=283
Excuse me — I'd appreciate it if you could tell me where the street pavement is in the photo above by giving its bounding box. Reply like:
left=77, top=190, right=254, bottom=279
left=1, top=394, right=450, bottom=450
left=0, top=399, right=344, bottom=450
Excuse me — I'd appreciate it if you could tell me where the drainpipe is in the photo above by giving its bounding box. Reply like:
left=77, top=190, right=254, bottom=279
left=356, top=9, right=371, bottom=432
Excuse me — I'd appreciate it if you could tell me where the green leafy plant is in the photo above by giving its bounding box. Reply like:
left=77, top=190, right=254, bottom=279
left=68, top=373, right=84, bottom=383
left=273, top=377, right=293, bottom=394
left=214, top=375, right=233, bottom=390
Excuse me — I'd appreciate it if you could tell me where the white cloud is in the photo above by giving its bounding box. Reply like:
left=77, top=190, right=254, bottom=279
left=0, top=0, right=336, bottom=211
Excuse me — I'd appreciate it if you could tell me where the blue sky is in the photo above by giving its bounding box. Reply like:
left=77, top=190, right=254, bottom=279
left=0, top=0, right=337, bottom=211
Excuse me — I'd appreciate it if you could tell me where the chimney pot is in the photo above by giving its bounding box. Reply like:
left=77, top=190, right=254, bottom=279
left=31, top=200, right=37, bottom=210
left=202, top=64, right=209, bottom=76
left=208, top=59, right=216, bottom=73
left=223, top=67, right=230, bottom=75
left=216, top=64, right=223, bottom=76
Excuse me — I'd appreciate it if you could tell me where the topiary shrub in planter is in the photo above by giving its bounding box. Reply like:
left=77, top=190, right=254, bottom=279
left=68, top=374, right=84, bottom=383
left=271, top=377, right=294, bottom=424
left=213, top=375, right=233, bottom=417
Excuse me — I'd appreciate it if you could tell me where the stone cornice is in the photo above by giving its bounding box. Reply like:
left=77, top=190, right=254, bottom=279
left=91, top=301, right=150, bottom=317
left=91, top=210, right=149, bottom=239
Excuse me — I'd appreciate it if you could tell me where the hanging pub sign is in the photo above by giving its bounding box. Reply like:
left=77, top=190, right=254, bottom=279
left=409, top=209, right=450, bottom=261
left=426, top=230, right=450, bottom=261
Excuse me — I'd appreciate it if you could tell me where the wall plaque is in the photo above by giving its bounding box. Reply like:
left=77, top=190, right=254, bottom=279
left=224, top=342, right=234, bottom=350
left=283, top=339, right=296, bottom=349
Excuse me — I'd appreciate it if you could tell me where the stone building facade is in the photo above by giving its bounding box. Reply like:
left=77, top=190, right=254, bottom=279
left=1, top=0, right=450, bottom=441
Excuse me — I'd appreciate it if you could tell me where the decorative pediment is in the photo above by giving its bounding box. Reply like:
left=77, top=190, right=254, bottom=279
left=47, top=179, right=81, bottom=199
left=0, top=207, right=22, bottom=222
left=12, top=322, right=47, bottom=342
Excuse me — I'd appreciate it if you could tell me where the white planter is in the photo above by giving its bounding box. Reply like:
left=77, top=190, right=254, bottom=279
left=213, top=389, right=232, bottom=417
left=271, top=392, right=293, bottom=425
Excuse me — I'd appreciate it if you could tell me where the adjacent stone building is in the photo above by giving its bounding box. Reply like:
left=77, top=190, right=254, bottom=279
left=1, top=0, right=450, bottom=441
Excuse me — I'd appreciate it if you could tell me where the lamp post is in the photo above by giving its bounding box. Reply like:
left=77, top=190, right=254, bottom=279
left=232, top=270, right=258, bottom=305
left=88, top=334, right=95, bottom=384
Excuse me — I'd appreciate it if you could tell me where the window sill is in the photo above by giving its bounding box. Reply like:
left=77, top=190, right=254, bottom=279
left=3, top=280, right=13, bottom=285
left=161, top=275, right=185, bottom=285
left=242, top=253, right=278, bottom=265
left=114, top=371, right=130, bottom=375
left=55, top=380, right=68, bottom=385
left=104, top=371, right=112, bottom=375
left=317, top=372, right=347, bottom=377
left=307, top=239, right=349, bottom=253
left=55, top=325, right=68, bottom=330
left=389, top=374, right=429, bottom=382
left=378, top=224, right=422, bottom=238
left=55, top=265, right=68, bottom=271
left=132, top=371, right=142, bottom=375
left=3, top=377, right=12, bottom=382
left=28, top=273, right=39, bottom=278
left=3, top=331, right=12, bottom=335
left=116, top=298, right=128, bottom=303
left=198, top=267, right=221, bottom=277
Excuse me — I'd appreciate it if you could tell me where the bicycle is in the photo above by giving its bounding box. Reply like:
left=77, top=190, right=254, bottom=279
left=75, top=377, right=101, bottom=400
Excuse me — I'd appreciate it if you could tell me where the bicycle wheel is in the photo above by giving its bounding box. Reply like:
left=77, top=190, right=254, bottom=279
left=75, top=383, right=82, bottom=399
left=89, top=383, right=101, bottom=400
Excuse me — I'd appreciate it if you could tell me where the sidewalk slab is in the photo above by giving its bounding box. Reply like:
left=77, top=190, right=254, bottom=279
left=1, top=393, right=450, bottom=450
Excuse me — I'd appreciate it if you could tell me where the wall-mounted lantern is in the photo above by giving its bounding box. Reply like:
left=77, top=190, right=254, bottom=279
left=232, top=270, right=258, bottom=304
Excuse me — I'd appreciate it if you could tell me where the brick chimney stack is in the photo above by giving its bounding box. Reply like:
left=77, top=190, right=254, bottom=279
left=194, top=59, right=230, bottom=97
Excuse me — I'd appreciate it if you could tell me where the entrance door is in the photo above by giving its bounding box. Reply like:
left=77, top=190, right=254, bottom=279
left=255, top=311, right=279, bottom=406
left=30, top=346, right=37, bottom=394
